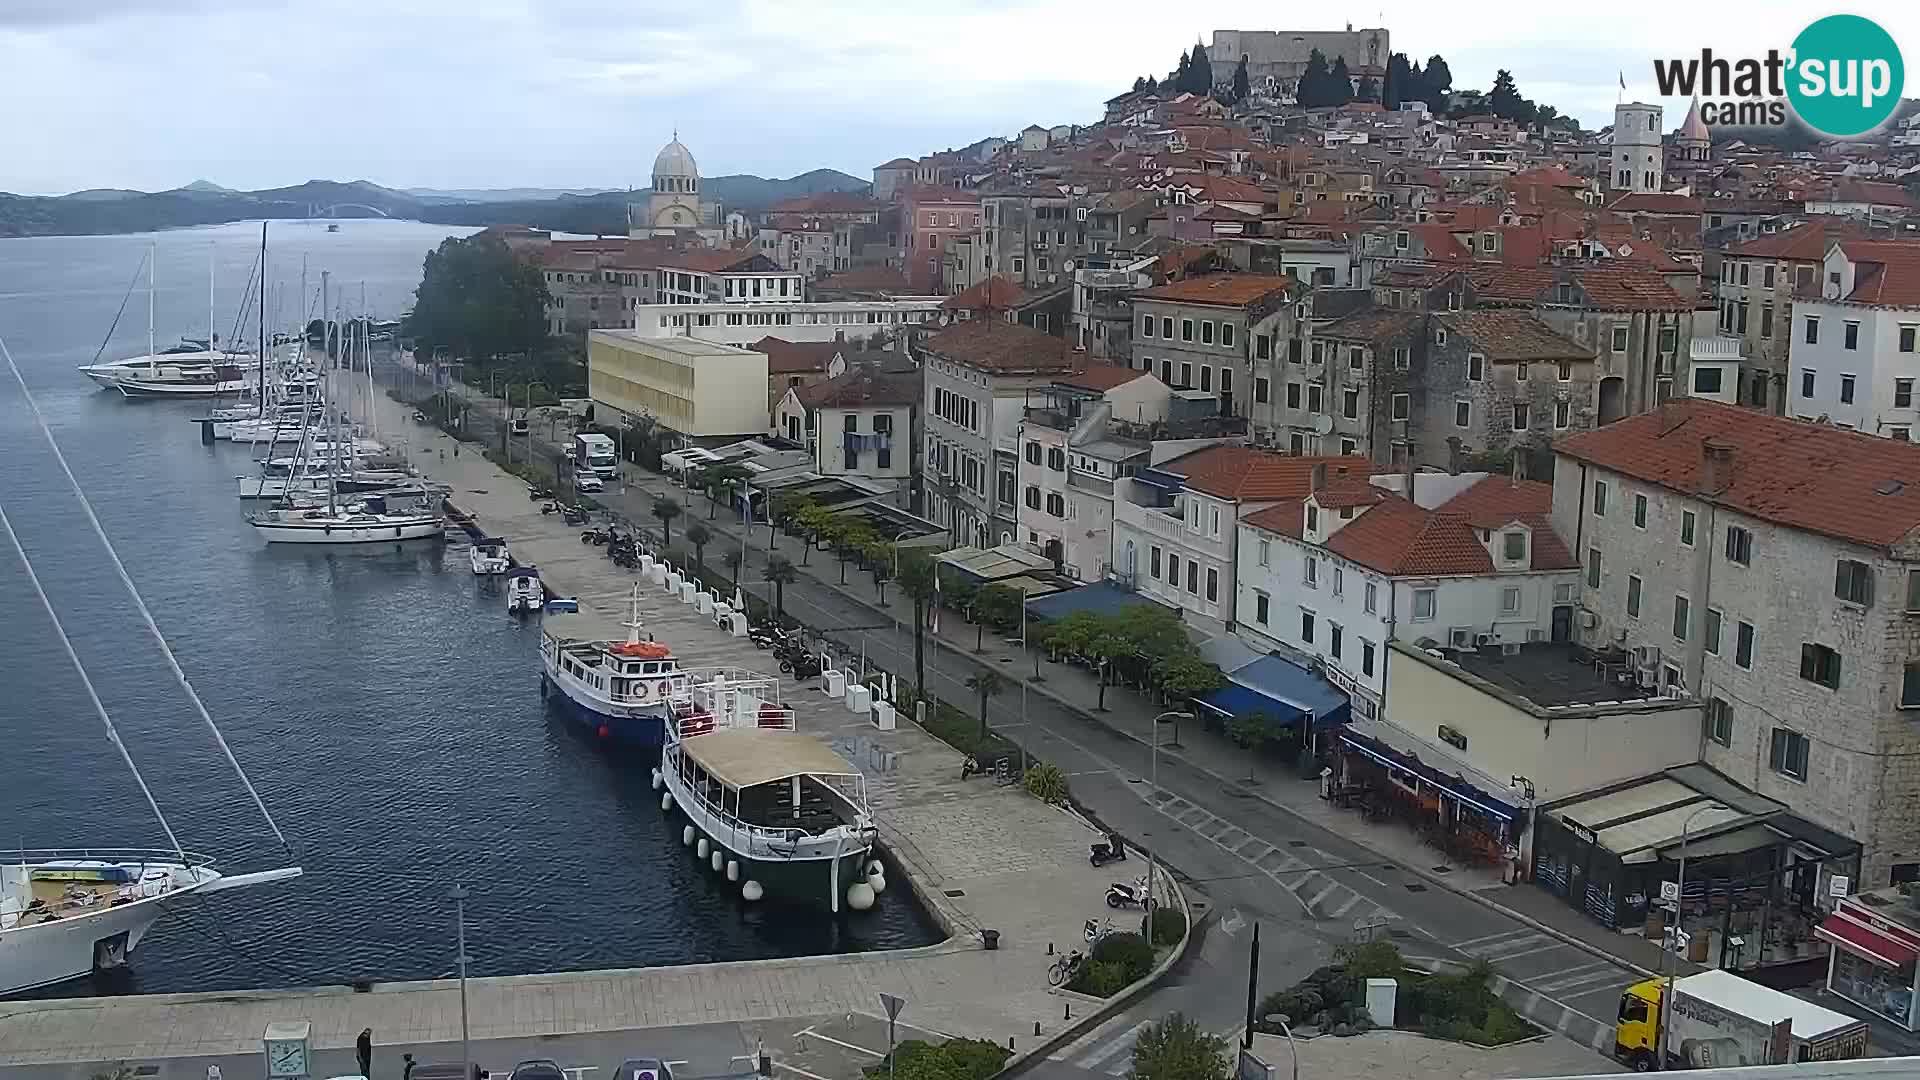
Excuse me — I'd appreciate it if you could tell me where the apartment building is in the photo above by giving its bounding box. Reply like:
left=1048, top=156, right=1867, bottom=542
left=1553, top=399, right=1920, bottom=885
left=1015, top=366, right=1172, bottom=580
left=1715, top=220, right=1866, bottom=413
left=1787, top=240, right=1920, bottom=439
left=587, top=331, right=769, bottom=438
left=902, top=189, right=983, bottom=293
left=1130, top=274, right=1297, bottom=424
left=772, top=366, right=919, bottom=495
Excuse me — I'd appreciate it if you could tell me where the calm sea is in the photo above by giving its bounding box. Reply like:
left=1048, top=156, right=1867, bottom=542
left=0, top=219, right=935, bottom=997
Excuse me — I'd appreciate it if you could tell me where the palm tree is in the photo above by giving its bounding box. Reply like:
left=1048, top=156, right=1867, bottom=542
left=652, top=495, right=682, bottom=545
left=685, top=521, right=712, bottom=577
left=967, top=670, right=1006, bottom=745
left=722, top=549, right=744, bottom=591
left=898, top=552, right=937, bottom=697
left=762, top=554, right=798, bottom=618
left=869, top=541, right=894, bottom=603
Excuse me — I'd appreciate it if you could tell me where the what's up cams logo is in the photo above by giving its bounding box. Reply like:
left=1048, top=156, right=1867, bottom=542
left=1652, top=14, right=1904, bottom=137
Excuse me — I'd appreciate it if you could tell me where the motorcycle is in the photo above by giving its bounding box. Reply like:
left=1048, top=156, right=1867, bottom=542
left=540, top=502, right=561, bottom=516
left=1089, top=834, right=1128, bottom=867
left=527, top=486, right=553, bottom=501
left=1105, top=875, right=1149, bottom=909
left=562, top=506, right=590, bottom=526
left=782, top=656, right=822, bottom=680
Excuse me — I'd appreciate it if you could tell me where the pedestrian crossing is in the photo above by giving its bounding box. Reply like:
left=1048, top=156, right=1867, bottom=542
left=1048, top=1015, right=1243, bottom=1076
left=1445, top=927, right=1634, bottom=1008
left=1134, top=788, right=1400, bottom=932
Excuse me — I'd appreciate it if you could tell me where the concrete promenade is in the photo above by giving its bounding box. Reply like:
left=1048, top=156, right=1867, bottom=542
left=0, top=382, right=1187, bottom=1072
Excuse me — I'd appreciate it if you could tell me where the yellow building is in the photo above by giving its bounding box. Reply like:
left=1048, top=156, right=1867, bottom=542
left=587, top=331, right=771, bottom=437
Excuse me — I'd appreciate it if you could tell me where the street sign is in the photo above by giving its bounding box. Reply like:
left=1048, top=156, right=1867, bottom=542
left=879, top=992, right=906, bottom=1022
left=1830, top=875, right=1851, bottom=898
left=1659, top=880, right=1680, bottom=903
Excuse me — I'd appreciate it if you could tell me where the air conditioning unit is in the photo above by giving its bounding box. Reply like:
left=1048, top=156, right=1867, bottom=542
left=1475, top=632, right=1498, bottom=647
left=1634, top=644, right=1662, bottom=668
left=1661, top=683, right=1686, bottom=699
left=1450, top=629, right=1474, bottom=649
left=1580, top=610, right=1600, bottom=629
left=1502, top=642, right=1523, bottom=656
left=1637, top=668, right=1658, bottom=688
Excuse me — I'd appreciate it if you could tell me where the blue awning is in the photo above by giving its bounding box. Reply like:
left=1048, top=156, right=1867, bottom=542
left=1133, top=467, right=1187, bottom=493
left=1025, top=580, right=1173, bottom=622
left=1194, top=655, right=1350, bottom=730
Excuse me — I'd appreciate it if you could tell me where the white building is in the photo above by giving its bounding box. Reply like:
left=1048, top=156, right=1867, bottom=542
left=626, top=300, right=945, bottom=347
left=1113, top=448, right=1364, bottom=639
left=1787, top=240, right=1920, bottom=438
left=1015, top=366, right=1173, bottom=580
left=1610, top=102, right=1664, bottom=194
left=587, top=331, right=770, bottom=437
left=1235, top=471, right=1581, bottom=719
left=1553, top=398, right=1920, bottom=886
left=772, top=367, right=919, bottom=494
left=1685, top=334, right=1743, bottom=404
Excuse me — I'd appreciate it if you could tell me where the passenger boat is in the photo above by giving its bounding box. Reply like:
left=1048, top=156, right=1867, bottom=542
left=539, top=586, right=687, bottom=747
left=506, top=566, right=543, bottom=614
left=469, top=537, right=510, bottom=575
left=655, top=671, right=880, bottom=911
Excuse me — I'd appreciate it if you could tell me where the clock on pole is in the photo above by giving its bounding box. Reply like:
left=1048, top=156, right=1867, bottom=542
left=264, top=1020, right=312, bottom=1079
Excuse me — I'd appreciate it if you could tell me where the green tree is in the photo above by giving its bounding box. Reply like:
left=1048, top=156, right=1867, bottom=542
left=704, top=463, right=751, bottom=520
left=1489, top=69, right=1525, bottom=121
left=1173, top=50, right=1191, bottom=94
left=966, top=670, right=1006, bottom=745
left=684, top=521, right=712, bottom=576
left=1152, top=653, right=1227, bottom=703
left=762, top=554, right=798, bottom=618
left=1186, top=40, right=1213, bottom=95
left=651, top=495, right=682, bottom=545
left=406, top=233, right=548, bottom=364
left=1133, top=75, right=1148, bottom=93
left=1143, top=74, right=1159, bottom=95
left=722, top=549, right=744, bottom=591
left=1384, top=51, right=1411, bottom=109
left=869, top=542, right=895, bottom=603
left=897, top=551, right=937, bottom=695
left=1130, top=1013, right=1229, bottom=1080
left=1357, top=76, right=1380, bottom=103
left=1297, top=49, right=1331, bottom=107
left=1423, top=53, right=1454, bottom=113
left=1230, top=54, right=1250, bottom=104
left=1327, top=56, right=1354, bottom=106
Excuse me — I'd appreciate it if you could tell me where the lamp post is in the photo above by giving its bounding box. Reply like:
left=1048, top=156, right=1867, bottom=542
left=1656, top=802, right=1727, bottom=1070
left=1147, top=710, right=1195, bottom=917
left=1259, top=1013, right=1300, bottom=1080
left=451, top=884, right=472, bottom=1080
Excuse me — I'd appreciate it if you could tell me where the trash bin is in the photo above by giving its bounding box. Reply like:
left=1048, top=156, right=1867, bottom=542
left=981, top=929, right=1000, bottom=950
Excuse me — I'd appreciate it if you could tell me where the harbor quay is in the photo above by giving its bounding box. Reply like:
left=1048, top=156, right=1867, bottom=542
left=0, top=379, right=1188, bottom=1076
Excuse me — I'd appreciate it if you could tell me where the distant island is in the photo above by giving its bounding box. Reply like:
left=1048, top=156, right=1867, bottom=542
left=0, top=170, right=869, bottom=238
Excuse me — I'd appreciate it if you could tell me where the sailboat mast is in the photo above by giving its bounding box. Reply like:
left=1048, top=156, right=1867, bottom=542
left=208, top=241, right=216, bottom=353
left=257, top=223, right=267, bottom=417
left=148, top=241, right=156, bottom=361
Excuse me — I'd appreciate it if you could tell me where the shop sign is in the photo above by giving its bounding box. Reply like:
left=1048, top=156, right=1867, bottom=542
left=1565, top=820, right=1596, bottom=845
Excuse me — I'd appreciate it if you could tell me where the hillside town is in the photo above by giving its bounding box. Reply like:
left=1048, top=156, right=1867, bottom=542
left=436, top=24, right=1920, bottom=1046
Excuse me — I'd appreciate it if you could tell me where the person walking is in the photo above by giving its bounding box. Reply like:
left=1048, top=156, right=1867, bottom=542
left=403, top=1053, right=417, bottom=1080
left=355, top=1028, right=373, bottom=1078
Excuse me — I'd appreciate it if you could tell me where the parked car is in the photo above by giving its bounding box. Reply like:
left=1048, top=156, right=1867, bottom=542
left=407, top=1065, right=486, bottom=1080
left=508, top=1061, right=567, bottom=1080
left=608, top=1058, right=674, bottom=1080
left=574, top=473, right=605, bottom=493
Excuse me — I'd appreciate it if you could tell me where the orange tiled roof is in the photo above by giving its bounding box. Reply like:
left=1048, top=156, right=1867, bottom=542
left=1436, top=312, right=1594, bottom=362
left=943, top=275, right=1029, bottom=311
left=1835, top=240, right=1920, bottom=308
left=921, top=319, right=1073, bottom=372
left=1317, top=308, right=1421, bottom=344
left=1135, top=273, right=1294, bottom=307
left=749, top=336, right=841, bottom=375
left=1059, top=364, right=1148, bottom=392
left=1555, top=399, right=1920, bottom=550
left=1159, top=448, right=1363, bottom=502
left=1468, top=265, right=1693, bottom=312
left=1724, top=221, right=1867, bottom=261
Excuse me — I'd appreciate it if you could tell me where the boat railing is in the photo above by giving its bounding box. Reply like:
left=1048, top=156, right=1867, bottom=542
left=674, top=780, right=818, bottom=851
left=0, top=847, right=218, bottom=869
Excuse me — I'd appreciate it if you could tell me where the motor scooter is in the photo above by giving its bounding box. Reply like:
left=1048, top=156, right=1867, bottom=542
left=1105, top=875, right=1149, bottom=908
left=1089, top=833, right=1128, bottom=867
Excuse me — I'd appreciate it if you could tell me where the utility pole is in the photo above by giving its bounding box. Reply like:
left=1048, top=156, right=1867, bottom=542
left=1244, top=921, right=1260, bottom=1050
left=452, top=884, right=472, bottom=1080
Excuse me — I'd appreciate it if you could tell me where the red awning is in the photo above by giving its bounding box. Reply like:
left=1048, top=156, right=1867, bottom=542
left=1818, top=913, right=1919, bottom=969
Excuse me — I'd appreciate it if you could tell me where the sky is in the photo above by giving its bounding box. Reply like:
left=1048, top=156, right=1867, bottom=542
left=2, top=0, right=1915, bottom=196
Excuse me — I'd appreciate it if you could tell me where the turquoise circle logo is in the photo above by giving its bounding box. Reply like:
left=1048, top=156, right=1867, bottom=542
left=1786, top=14, right=1904, bottom=137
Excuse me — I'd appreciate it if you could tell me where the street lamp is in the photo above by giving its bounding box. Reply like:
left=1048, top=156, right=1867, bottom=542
left=1146, top=711, right=1194, bottom=917
left=1259, top=1013, right=1300, bottom=1080
left=1656, top=801, right=1728, bottom=1070
left=451, top=884, right=473, bottom=1080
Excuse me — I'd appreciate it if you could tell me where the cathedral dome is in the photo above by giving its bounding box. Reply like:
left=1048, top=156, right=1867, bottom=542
left=653, top=138, right=698, bottom=184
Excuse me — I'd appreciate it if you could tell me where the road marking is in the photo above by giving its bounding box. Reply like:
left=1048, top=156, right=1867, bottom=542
left=1074, top=1019, right=1152, bottom=1072
left=775, top=1064, right=838, bottom=1080
left=1450, top=928, right=1535, bottom=951
left=798, top=1031, right=886, bottom=1057
left=1532, top=964, right=1631, bottom=996
left=1461, top=932, right=1555, bottom=960
left=1304, top=881, right=1339, bottom=911
left=1486, top=940, right=1574, bottom=963
left=1328, top=893, right=1364, bottom=919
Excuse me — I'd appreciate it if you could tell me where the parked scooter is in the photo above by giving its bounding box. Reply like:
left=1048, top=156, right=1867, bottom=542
left=562, top=506, right=590, bottom=526
left=1089, top=833, right=1128, bottom=867
left=527, top=486, right=554, bottom=501
left=1105, top=875, right=1149, bottom=909
left=540, top=502, right=561, bottom=516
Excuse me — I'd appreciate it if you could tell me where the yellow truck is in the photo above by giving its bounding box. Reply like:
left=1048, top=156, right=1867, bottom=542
left=1615, top=970, right=1870, bottom=1070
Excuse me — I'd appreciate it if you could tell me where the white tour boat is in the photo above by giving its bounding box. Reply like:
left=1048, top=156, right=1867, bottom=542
left=539, top=586, right=687, bottom=747
left=469, top=536, right=510, bottom=575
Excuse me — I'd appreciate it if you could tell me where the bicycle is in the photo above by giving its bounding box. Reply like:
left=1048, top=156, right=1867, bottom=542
left=1047, top=949, right=1085, bottom=987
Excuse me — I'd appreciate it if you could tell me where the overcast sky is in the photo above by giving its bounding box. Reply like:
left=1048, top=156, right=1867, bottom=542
left=2, top=0, right=1913, bottom=195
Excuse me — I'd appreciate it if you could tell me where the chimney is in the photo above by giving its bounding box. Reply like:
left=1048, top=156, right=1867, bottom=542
left=1445, top=436, right=1463, bottom=475
left=1700, top=438, right=1735, bottom=496
left=1310, top=462, right=1327, bottom=493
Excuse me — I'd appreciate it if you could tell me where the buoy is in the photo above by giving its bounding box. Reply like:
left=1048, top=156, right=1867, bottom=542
left=682, top=826, right=695, bottom=846
left=597, top=723, right=610, bottom=739
left=866, top=859, right=884, bottom=878
left=651, top=768, right=663, bottom=790
left=868, top=872, right=888, bottom=895
left=727, top=860, right=740, bottom=882
left=847, top=882, right=876, bottom=911
left=742, top=880, right=764, bottom=902
left=711, top=850, right=724, bottom=872
left=661, top=792, right=673, bottom=811
left=697, top=838, right=710, bottom=859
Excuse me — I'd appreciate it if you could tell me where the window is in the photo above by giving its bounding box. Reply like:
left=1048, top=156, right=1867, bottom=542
left=1348, top=347, right=1364, bottom=371
left=1311, top=341, right=1324, bottom=364
left=1362, top=640, right=1376, bottom=677
left=1222, top=323, right=1235, bottom=348
left=1593, top=480, right=1608, bottom=516
left=1255, top=591, right=1270, bottom=625
left=1680, top=510, right=1696, bottom=547
left=1161, top=360, right=1174, bottom=384
left=1255, top=377, right=1270, bottom=404
left=1501, top=586, right=1521, bottom=614
left=1179, top=362, right=1193, bottom=388
left=1187, top=560, right=1198, bottom=594
left=1391, top=393, right=1410, bottom=421
left=1626, top=574, right=1642, bottom=618
left=1201, top=321, right=1214, bottom=345
left=1412, top=588, right=1436, bottom=621
left=1725, top=526, right=1752, bottom=566
left=1141, top=314, right=1154, bottom=338
left=1342, top=388, right=1359, bottom=419
left=1363, top=582, right=1377, bottom=614
left=1206, top=568, right=1218, bottom=603
left=1301, top=609, right=1315, bottom=643
left=1517, top=362, right=1530, bottom=381
left=1285, top=382, right=1301, bottom=409
left=1769, top=728, right=1809, bottom=781
left=1257, top=333, right=1271, bottom=359
left=1303, top=555, right=1318, bottom=586
left=1151, top=545, right=1162, bottom=578
left=1735, top=620, right=1755, bottom=669
left=1046, top=492, right=1065, bottom=517
left=1611, top=326, right=1628, bottom=353
left=1841, top=374, right=1856, bottom=404
left=1555, top=399, right=1571, bottom=429
left=1025, top=485, right=1041, bottom=510
left=1909, top=570, right=1920, bottom=613
left=1672, top=594, right=1690, bottom=641
left=1332, top=567, right=1344, bottom=596
left=1805, top=315, right=1820, bottom=345
left=1200, top=367, right=1212, bottom=392
left=1455, top=400, right=1471, bottom=428
left=1694, top=366, right=1723, bottom=394
left=1587, top=545, right=1602, bottom=589
left=1181, top=319, right=1194, bottom=342
left=1256, top=538, right=1270, bottom=567
left=1330, top=623, right=1343, bottom=659
left=1705, top=699, right=1733, bottom=747
left=1025, top=441, right=1042, bottom=465
left=1835, top=559, right=1873, bottom=606
left=1394, top=347, right=1410, bottom=371
left=1047, top=447, right=1065, bottom=472
left=1845, top=321, right=1860, bottom=350
left=1512, top=403, right=1530, bottom=430
left=1898, top=380, right=1915, bottom=409
left=1902, top=326, right=1918, bottom=353
left=1800, top=642, right=1841, bottom=689
left=1801, top=369, right=1816, bottom=399
left=1468, top=353, right=1484, bottom=381
left=1166, top=554, right=1179, bottom=584
left=1308, top=384, right=1324, bottom=413
left=1631, top=493, right=1648, bottom=529
left=1704, top=608, right=1722, bottom=654
left=1162, top=317, right=1173, bottom=339
left=1503, top=531, right=1526, bottom=561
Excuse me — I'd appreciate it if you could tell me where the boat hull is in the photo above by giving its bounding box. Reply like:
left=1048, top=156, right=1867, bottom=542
left=540, top=674, right=666, bottom=747
left=250, top=518, right=444, bottom=544
left=0, top=888, right=179, bottom=994
left=662, top=768, right=874, bottom=910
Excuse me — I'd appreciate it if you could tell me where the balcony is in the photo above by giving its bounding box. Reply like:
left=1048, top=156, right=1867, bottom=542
left=1125, top=503, right=1190, bottom=543
left=1109, top=414, right=1249, bottom=441
left=1067, top=470, right=1115, bottom=496
left=843, top=432, right=894, bottom=453
left=1024, top=406, right=1077, bottom=431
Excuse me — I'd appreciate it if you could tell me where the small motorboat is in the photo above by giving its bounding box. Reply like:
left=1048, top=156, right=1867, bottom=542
left=506, top=566, right=542, bottom=614
left=469, top=537, right=510, bottom=575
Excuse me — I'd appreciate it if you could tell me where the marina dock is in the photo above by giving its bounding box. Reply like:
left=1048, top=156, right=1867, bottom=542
left=0, top=376, right=1187, bottom=1073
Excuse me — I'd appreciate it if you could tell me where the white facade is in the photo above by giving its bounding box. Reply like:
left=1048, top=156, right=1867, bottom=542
left=1610, top=102, right=1664, bottom=194
left=1115, top=485, right=1242, bottom=637
left=1016, top=422, right=1074, bottom=563
left=1686, top=334, right=1744, bottom=404
left=587, top=331, right=770, bottom=437
left=1787, top=248, right=1920, bottom=438
left=627, top=301, right=945, bottom=346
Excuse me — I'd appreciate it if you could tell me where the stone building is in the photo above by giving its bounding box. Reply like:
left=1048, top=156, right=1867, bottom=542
left=1553, top=399, right=1920, bottom=887
left=1427, top=311, right=1596, bottom=469
left=1210, top=26, right=1389, bottom=100
left=1299, top=307, right=1425, bottom=462
left=1716, top=221, right=1887, bottom=413
left=1609, top=102, right=1664, bottom=195
left=1130, top=274, right=1297, bottom=425
left=629, top=136, right=725, bottom=243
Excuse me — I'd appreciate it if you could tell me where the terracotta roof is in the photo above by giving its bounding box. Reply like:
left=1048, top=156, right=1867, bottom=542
left=1815, top=179, right=1917, bottom=209
left=943, top=275, right=1030, bottom=311
left=749, top=336, right=841, bottom=375
left=1135, top=274, right=1294, bottom=307
left=1059, top=364, right=1147, bottom=392
left=1606, top=193, right=1704, bottom=215
left=765, top=192, right=881, bottom=215
left=1468, top=265, right=1693, bottom=312
left=1442, top=476, right=1578, bottom=569
left=660, top=248, right=763, bottom=273
left=1296, top=476, right=1578, bottom=577
left=1437, top=312, right=1593, bottom=362
left=796, top=367, right=919, bottom=410
left=921, top=319, right=1073, bottom=373
left=1317, top=308, right=1422, bottom=344
left=813, top=265, right=912, bottom=293
left=1159, top=448, right=1363, bottom=502
left=1555, top=399, right=1920, bottom=551
left=1835, top=240, right=1920, bottom=308
left=1723, top=221, right=1865, bottom=261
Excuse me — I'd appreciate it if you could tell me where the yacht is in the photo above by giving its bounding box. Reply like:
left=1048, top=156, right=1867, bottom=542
left=507, top=566, right=543, bottom=614
left=248, top=493, right=444, bottom=544
left=469, top=537, right=510, bottom=575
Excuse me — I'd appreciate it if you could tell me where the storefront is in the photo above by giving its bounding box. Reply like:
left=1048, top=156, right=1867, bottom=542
left=1532, top=765, right=1860, bottom=974
left=1193, top=650, right=1351, bottom=759
left=1821, top=891, right=1920, bottom=1030
left=1332, top=717, right=1527, bottom=873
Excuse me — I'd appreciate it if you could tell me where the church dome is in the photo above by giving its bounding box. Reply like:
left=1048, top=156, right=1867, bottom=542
left=653, top=138, right=698, bottom=181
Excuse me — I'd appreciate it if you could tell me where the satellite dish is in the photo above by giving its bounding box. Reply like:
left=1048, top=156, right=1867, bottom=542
left=1312, top=415, right=1335, bottom=435
left=1062, top=260, right=1076, bottom=273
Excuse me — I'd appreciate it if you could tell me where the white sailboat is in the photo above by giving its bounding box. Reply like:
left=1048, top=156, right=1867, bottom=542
left=82, top=242, right=254, bottom=398
left=1, top=334, right=302, bottom=996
